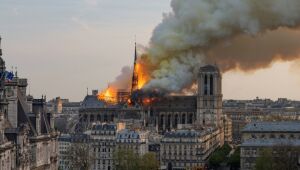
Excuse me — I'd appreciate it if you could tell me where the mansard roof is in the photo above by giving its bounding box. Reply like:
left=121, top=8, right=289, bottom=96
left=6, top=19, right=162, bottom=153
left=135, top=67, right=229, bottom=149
left=91, top=123, right=116, bottom=131
left=164, top=130, right=200, bottom=138
left=117, top=129, right=144, bottom=139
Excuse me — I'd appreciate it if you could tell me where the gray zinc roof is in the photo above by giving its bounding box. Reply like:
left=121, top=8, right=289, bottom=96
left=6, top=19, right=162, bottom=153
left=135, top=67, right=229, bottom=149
left=164, top=130, right=200, bottom=138
left=81, top=95, right=105, bottom=109
left=92, top=124, right=116, bottom=131
left=117, top=129, right=141, bottom=139
left=241, top=138, right=300, bottom=147
left=242, top=121, right=300, bottom=132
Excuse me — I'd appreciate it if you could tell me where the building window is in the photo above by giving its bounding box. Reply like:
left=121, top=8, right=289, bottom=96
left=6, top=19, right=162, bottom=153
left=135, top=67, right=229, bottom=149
left=210, top=75, right=213, bottom=95
left=280, top=134, right=285, bottom=139
left=204, top=75, right=208, bottom=95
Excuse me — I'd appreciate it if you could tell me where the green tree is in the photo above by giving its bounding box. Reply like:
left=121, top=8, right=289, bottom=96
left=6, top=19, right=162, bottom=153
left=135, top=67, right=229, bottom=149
left=222, top=143, right=232, bottom=155
left=227, top=147, right=240, bottom=170
left=255, top=145, right=300, bottom=170
left=255, top=148, right=274, bottom=170
left=114, top=148, right=140, bottom=170
left=272, top=145, right=300, bottom=170
left=140, top=153, right=159, bottom=170
left=209, top=144, right=232, bottom=168
left=114, top=149, right=159, bottom=170
left=66, top=142, right=95, bottom=170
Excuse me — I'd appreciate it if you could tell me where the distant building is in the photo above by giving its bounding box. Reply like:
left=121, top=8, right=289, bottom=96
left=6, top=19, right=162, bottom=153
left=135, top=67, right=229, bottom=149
left=240, top=121, right=300, bottom=170
left=116, top=129, right=149, bottom=156
left=58, top=134, right=72, bottom=170
left=225, top=107, right=300, bottom=143
left=160, top=128, right=222, bottom=170
left=47, top=97, right=80, bottom=116
left=88, top=123, right=121, bottom=170
left=58, top=133, right=90, bottom=170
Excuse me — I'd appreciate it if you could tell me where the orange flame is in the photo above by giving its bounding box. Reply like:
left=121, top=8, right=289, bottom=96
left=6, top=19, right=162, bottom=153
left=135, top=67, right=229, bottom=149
left=98, top=55, right=152, bottom=104
left=135, top=62, right=150, bottom=90
left=98, top=86, right=117, bottom=103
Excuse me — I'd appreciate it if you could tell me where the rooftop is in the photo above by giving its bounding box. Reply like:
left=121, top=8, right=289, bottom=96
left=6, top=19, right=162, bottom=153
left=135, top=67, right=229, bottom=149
left=242, top=121, right=300, bottom=132
left=91, top=124, right=116, bottom=131
left=199, top=64, right=220, bottom=73
left=117, top=129, right=146, bottom=139
left=242, top=138, right=300, bottom=147
left=81, top=95, right=105, bottom=109
left=164, top=130, right=201, bottom=138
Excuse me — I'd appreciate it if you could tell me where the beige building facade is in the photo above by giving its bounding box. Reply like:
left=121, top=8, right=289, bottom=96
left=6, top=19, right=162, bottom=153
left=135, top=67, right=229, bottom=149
left=160, top=128, right=222, bottom=170
left=240, top=121, right=300, bottom=170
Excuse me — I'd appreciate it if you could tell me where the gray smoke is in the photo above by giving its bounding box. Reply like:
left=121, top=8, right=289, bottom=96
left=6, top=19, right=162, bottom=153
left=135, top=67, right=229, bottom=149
left=144, top=0, right=300, bottom=92
left=110, top=66, right=132, bottom=90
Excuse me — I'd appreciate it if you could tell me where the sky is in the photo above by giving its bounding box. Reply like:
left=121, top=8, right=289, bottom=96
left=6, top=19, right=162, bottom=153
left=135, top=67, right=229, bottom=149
left=1, top=0, right=300, bottom=101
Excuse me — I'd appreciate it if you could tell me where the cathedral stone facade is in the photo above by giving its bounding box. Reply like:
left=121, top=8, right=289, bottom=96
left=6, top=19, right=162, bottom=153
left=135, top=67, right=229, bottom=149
left=78, top=64, right=224, bottom=135
left=0, top=38, right=58, bottom=170
left=197, top=65, right=223, bottom=127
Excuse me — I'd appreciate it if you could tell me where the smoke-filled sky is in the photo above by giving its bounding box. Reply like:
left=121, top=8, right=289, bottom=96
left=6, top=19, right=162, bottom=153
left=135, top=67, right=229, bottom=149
left=1, top=0, right=300, bottom=101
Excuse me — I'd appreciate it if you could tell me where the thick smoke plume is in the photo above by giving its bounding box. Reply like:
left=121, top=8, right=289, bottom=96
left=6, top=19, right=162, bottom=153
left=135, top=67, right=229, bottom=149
left=108, top=66, right=132, bottom=90
left=142, top=0, right=300, bottom=93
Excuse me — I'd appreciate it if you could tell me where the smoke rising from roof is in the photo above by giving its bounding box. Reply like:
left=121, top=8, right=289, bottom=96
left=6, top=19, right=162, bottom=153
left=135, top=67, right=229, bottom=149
left=109, top=66, right=132, bottom=90
left=142, top=0, right=300, bottom=92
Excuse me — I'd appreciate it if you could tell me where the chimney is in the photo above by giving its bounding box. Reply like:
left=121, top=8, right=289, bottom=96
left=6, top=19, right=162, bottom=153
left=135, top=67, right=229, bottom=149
left=92, top=90, right=99, bottom=96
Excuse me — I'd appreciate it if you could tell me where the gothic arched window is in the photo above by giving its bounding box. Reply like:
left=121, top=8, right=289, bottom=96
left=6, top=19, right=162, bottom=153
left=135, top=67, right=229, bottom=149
left=210, top=75, right=214, bottom=95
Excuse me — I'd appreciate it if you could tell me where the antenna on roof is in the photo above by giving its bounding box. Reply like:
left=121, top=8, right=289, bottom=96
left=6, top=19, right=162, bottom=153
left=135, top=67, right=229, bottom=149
left=15, top=66, right=18, bottom=77
left=87, top=87, right=89, bottom=95
left=28, top=80, right=31, bottom=95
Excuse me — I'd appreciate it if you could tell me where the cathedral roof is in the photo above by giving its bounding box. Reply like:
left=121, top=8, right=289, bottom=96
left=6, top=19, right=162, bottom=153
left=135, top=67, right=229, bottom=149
left=199, top=64, right=220, bottom=73
left=81, top=95, right=105, bottom=109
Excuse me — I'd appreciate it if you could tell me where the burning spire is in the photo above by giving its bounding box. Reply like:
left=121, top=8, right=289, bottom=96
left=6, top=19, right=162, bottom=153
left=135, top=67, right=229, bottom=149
left=0, top=36, right=2, bottom=57
left=131, top=42, right=139, bottom=93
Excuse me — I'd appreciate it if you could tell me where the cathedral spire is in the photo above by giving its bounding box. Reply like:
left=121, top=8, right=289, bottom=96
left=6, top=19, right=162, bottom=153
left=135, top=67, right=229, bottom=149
left=131, top=41, right=139, bottom=93
left=0, top=36, right=2, bottom=57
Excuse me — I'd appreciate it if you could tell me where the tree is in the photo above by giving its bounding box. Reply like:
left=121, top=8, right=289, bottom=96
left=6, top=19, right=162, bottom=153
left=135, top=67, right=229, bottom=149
left=114, top=148, right=140, bottom=170
left=255, top=145, right=300, bottom=170
left=209, top=143, right=232, bottom=168
left=114, top=149, right=159, bottom=170
left=66, top=142, right=95, bottom=170
left=140, top=153, right=159, bottom=170
left=209, top=151, right=225, bottom=168
left=255, top=148, right=273, bottom=170
left=227, top=147, right=240, bottom=170
left=272, top=145, right=300, bottom=170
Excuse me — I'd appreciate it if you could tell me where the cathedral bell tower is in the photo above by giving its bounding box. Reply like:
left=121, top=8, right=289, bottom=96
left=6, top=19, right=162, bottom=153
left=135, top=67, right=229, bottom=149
left=197, top=65, right=223, bottom=127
